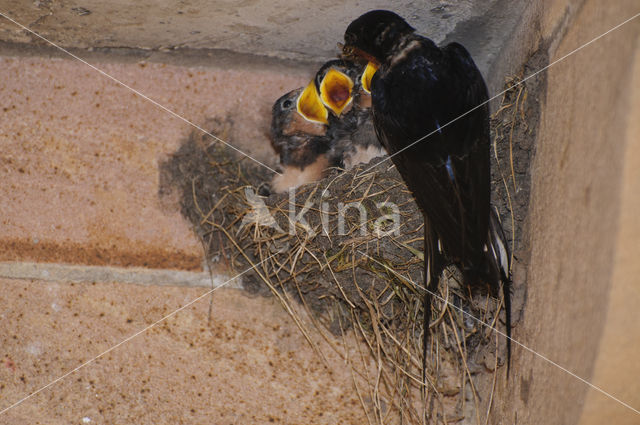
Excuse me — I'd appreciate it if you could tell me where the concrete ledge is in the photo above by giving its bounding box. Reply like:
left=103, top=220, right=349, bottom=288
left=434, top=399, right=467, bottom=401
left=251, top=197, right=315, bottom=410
left=0, top=261, right=239, bottom=288
left=0, top=0, right=525, bottom=66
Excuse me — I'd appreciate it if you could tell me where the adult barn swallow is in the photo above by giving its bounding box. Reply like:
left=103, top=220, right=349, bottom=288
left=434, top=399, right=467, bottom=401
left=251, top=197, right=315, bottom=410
left=343, top=10, right=512, bottom=370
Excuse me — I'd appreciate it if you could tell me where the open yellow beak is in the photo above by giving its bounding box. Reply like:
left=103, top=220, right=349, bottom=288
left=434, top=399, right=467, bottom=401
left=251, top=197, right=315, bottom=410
left=297, top=80, right=329, bottom=124
left=360, top=61, right=379, bottom=94
left=319, top=68, right=354, bottom=116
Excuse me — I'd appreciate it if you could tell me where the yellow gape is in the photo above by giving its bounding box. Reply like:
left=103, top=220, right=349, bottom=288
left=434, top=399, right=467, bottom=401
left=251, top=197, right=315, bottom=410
left=297, top=80, right=329, bottom=124
left=320, top=68, right=354, bottom=116
left=360, top=61, right=379, bottom=94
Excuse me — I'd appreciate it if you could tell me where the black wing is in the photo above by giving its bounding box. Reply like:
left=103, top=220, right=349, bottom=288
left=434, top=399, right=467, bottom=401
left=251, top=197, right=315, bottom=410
left=371, top=38, right=491, bottom=278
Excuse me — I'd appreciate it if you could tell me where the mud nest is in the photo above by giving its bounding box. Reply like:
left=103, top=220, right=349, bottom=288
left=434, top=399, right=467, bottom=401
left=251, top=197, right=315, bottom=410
left=160, top=77, right=534, bottom=424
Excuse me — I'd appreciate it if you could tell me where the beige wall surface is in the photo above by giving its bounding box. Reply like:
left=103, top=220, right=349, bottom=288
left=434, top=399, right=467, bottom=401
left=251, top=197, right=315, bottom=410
left=577, top=37, right=640, bottom=425
left=492, top=1, right=640, bottom=424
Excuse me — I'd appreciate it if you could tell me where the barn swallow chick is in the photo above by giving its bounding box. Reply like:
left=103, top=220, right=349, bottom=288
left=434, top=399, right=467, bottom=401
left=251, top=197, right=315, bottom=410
left=269, top=87, right=334, bottom=193
left=313, top=59, right=360, bottom=118
left=268, top=60, right=386, bottom=193
left=313, top=59, right=385, bottom=169
left=355, top=60, right=378, bottom=108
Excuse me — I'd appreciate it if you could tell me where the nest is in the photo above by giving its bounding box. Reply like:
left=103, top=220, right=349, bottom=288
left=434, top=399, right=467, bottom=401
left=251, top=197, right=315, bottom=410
left=160, top=78, right=532, bottom=424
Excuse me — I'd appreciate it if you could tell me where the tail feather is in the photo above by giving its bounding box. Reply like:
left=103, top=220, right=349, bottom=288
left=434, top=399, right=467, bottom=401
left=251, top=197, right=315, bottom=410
left=422, top=208, right=512, bottom=382
left=422, top=218, right=445, bottom=385
left=487, top=207, right=512, bottom=375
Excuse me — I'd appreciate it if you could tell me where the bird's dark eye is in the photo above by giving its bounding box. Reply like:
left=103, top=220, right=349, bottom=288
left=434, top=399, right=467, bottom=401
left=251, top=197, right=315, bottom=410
left=282, top=99, right=293, bottom=108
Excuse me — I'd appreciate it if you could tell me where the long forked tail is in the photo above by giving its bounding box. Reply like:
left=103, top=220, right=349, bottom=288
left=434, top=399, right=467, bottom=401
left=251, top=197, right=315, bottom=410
left=487, top=207, right=512, bottom=375
left=422, top=219, right=445, bottom=384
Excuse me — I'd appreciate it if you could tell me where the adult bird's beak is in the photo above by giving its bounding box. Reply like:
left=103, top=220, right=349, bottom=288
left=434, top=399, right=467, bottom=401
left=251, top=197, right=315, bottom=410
left=340, top=42, right=356, bottom=60
left=319, top=68, right=354, bottom=116
left=338, top=42, right=359, bottom=61
left=297, top=80, right=329, bottom=124
left=360, top=61, right=379, bottom=94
